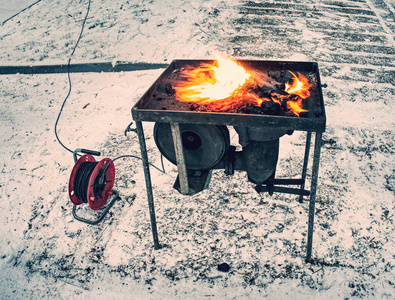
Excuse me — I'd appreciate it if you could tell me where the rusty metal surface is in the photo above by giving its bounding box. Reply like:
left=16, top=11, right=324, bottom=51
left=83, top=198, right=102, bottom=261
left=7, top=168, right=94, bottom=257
left=132, top=59, right=326, bottom=132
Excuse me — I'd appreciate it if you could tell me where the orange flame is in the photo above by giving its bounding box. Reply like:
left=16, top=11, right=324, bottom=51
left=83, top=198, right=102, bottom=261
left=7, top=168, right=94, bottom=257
left=284, top=71, right=312, bottom=99
left=283, top=71, right=311, bottom=116
left=175, top=57, right=251, bottom=104
left=174, top=58, right=311, bottom=116
left=286, top=98, right=307, bottom=117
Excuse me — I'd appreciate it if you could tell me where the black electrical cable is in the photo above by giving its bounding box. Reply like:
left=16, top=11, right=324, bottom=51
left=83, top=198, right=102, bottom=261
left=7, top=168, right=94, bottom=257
left=102, top=155, right=166, bottom=176
left=55, top=0, right=166, bottom=177
left=73, top=161, right=98, bottom=203
left=54, top=0, right=91, bottom=153
left=1, top=0, right=43, bottom=26
left=124, top=122, right=166, bottom=173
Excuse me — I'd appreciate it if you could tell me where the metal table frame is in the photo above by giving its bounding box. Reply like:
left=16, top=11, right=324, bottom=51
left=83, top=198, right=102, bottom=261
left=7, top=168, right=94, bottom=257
left=132, top=59, right=326, bottom=262
left=134, top=120, right=323, bottom=262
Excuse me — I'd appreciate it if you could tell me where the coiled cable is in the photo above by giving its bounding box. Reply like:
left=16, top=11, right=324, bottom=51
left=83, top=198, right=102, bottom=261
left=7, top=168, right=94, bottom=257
left=73, top=161, right=99, bottom=203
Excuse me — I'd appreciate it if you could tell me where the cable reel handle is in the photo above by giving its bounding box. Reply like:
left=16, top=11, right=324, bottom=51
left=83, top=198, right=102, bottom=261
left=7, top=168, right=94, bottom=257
left=80, top=148, right=101, bottom=156
left=73, top=148, right=101, bottom=163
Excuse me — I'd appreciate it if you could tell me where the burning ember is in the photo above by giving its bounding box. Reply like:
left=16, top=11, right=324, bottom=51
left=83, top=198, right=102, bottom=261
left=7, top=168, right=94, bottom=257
left=174, top=57, right=312, bottom=117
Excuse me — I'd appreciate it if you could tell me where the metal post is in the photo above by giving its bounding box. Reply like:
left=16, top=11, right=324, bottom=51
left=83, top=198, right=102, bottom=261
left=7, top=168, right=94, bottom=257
left=305, top=131, right=323, bottom=262
left=135, top=121, right=160, bottom=250
left=299, top=131, right=312, bottom=203
left=170, top=123, right=190, bottom=195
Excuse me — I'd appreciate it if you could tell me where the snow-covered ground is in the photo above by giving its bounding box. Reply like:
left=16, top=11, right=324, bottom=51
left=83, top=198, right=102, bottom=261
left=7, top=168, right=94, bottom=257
left=0, top=0, right=39, bottom=23
left=0, top=0, right=394, bottom=299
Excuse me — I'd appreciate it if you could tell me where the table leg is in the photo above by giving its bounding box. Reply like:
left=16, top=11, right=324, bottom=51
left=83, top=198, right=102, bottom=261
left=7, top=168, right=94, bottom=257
left=135, top=121, right=160, bottom=250
left=170, top=123, right=190, bottom=195
left=306, top=131, right=323, bottom=262
left=299, top=131, right=312, bottom=203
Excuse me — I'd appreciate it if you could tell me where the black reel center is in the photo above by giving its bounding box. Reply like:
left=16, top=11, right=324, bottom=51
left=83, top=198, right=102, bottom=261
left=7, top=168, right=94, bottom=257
left=182, top=131, right=202, bottom=150
left=93, top=169, right=107, bottom=197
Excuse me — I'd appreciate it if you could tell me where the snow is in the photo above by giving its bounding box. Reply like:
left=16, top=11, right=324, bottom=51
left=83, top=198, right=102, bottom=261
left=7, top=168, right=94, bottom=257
left=0, top=0, right=39, bottom=23
left=1, top=0, right=395, bottom=299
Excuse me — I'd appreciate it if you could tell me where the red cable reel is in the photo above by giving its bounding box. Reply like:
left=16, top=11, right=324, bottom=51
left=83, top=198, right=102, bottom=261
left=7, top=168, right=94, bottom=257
left=68, top=149, right=119, bottom=224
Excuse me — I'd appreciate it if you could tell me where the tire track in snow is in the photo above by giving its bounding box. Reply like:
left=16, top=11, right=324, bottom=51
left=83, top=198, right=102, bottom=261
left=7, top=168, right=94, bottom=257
left=365, top=0, right=395, bottom=46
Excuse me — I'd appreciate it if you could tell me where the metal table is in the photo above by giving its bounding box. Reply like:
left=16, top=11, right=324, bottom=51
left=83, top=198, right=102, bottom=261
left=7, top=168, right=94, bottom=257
left=132, top=59, right=326, bottom=262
